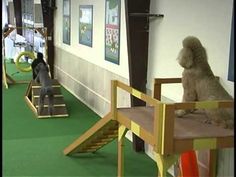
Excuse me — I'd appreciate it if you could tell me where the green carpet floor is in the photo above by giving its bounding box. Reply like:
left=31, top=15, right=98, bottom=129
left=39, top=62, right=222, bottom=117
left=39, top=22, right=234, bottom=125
left=3, top=62, right=171, bottom=176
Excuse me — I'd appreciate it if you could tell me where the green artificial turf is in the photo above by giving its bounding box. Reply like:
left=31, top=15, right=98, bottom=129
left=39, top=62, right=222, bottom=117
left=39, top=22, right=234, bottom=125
left=3, top=62, right=171, bottom=177
left=4, top=60, right=33, bottom=82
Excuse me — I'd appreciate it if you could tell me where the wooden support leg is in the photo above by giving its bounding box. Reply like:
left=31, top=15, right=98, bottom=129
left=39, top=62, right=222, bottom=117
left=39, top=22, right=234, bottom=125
left=155, top=152, right=179, bottom=177
left=2, top=60, right=8, bottom=89
left=6, top=73, right=16, bottom=84
left=117, top=125, right=127, bottom=177
left=209, top=149, right=217, bottom=177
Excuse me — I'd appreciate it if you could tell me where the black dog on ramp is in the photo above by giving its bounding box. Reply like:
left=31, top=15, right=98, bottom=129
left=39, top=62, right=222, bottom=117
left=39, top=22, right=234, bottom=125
left=31, top=52, right=48, bottom=80
left=34, top=63, right=54, bottom=116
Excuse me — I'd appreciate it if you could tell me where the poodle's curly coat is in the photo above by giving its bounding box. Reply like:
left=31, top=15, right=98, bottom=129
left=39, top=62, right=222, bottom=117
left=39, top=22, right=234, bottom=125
left=176, top=36, right=234, bottom=129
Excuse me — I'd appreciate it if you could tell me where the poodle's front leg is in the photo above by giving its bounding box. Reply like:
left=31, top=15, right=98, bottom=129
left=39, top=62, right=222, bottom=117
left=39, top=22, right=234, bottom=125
left=175, top=89, right=197, bottom=117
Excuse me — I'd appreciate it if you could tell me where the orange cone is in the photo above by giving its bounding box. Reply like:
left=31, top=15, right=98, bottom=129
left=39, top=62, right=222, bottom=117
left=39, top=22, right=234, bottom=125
left=180, top=150, right=199, bottom=177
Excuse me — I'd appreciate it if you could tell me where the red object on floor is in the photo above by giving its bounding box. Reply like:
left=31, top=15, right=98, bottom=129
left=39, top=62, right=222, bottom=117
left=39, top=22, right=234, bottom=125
left=180, top=150, right=199, bottom=177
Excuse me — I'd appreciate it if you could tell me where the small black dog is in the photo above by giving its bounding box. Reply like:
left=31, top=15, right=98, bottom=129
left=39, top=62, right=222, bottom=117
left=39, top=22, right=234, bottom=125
left=34, top=63, right=54, bottom=115
left=31, top=52, right=48, bottom=80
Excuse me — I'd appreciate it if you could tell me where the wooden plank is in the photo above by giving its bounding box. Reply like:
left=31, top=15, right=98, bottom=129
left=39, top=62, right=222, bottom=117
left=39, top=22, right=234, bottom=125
left=6, top=73, right=16, bottom=84
left=218, top=101, right=234, bottom=108
left=154, top=78, right=182, bottom=84
left=32, top=87, right=62, bottom=95
left=63, top=112, right=113, bottom=155
left=217, top=137, right=234, bottom=148
left=25, top=96, right=37, bottom=116
left=118, top=124, right=127, bottom=177
left=173, top=136, right=234, bottom=154
left=3, top=27, right=15, bottom=38
left=25, top=80, right=32, bottom=97
left=35, top=27, right=47, bottom=38
left=162, top=104, right=175, bottom=154
left=153, top=83, right=161, bottom=101
left=37, top=106, right=68, bottom=117
left=32, top=79, right=60, bottom=86
left=153, top=104, right=163, bottom=153
left=117, top=80, right=160, bottom=106
left=2, top=60, right=8, bottom=89
left=35, top=104, right=66, bottom=108
left=33, top=96, right=66, bottom=105
left=32, top=85, right=60, bottom=89
left=153, top=78, right=182, bottom=101
left=174, top=139, right=193, bottom=154
left=175, top=100, right=234, bottom=110
left=111, top=80, right=117, bottom=120
left=209, top=149, right=217, bottom=177
left=174, top=102, right=196, bottom=109
left=117, top=111, right=154, bottom=146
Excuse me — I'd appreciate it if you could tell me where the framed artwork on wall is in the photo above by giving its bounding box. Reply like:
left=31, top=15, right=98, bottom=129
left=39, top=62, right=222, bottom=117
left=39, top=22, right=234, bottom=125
left=105, top=0, right=121, bottom=65
left=79, top=5, right=93, bottom=47
left=63, top=0, right=71, bottom=45
left=228, top=8, right=234, bottom=82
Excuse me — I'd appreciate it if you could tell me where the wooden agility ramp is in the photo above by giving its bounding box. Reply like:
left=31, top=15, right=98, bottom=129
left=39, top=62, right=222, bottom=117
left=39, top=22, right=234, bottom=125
left=25, top=79, right=69, bottom=118
left=64, top=80, right=234, bottom=177
left=64, top=112, right=118, bottom=155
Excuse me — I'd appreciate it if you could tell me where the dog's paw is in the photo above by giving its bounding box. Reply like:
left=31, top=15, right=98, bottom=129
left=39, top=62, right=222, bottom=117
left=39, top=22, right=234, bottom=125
left=38, top=106, right=43, bottom=115
left=175, top=110, right=187, bottom=117
left=48, top=107, right=54, bottom=116
left=202, top=118, right=212, bottom=124
left=225, top=120, right=234, bottom=129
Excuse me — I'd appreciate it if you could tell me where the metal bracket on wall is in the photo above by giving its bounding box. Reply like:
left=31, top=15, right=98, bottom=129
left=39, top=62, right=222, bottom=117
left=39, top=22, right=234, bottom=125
left=129, top=13, right=164, bottom=31
left=129, top=13, right=164, bottom=18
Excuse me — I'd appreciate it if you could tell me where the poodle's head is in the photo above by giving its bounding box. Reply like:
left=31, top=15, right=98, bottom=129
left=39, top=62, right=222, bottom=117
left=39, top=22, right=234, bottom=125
left=177, top=47, right=194, bottom=69
left=182, top=36, right=203, bottom=50
left=177, top=36, right=206, bottom=69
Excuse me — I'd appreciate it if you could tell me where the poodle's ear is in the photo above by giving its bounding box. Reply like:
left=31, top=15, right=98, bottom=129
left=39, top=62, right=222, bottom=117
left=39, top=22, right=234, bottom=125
left=177, top=48, right=194, bottom=69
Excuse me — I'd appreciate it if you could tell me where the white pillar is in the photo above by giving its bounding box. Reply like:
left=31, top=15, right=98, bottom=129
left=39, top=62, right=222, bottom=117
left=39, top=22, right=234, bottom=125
left=2, top=0, right=8, bottom=29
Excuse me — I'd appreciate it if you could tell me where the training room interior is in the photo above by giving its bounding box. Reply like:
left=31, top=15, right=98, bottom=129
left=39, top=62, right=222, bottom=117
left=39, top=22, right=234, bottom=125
left=2, top=0, right=234, bottom=177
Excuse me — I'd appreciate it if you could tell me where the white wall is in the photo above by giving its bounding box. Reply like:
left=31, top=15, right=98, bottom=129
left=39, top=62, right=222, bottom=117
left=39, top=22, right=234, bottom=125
left=54, top=0, right=129, bottom=79
left=146, top=1, right=234, bottom=176
left=53, top=0, right=234, bottom=176
left=147, top=0, right=234, bottom=101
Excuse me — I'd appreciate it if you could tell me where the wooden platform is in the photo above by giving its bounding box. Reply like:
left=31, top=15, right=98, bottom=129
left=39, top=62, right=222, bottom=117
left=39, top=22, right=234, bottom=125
left=25, top=79, right=69, bottom=118
left=117, top=106, right=234, bottom=154
left=63, top=79, right=234, bottom=177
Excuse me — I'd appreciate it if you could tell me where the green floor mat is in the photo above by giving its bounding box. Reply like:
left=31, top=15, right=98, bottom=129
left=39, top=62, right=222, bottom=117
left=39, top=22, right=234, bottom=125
left=3, top=82, right=169, bottom=176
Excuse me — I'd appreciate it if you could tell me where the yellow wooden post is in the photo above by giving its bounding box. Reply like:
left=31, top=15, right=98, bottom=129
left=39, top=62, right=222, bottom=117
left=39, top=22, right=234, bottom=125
left=2, top=59, right=8, bottom=89
left=155, top=152, right=179, bottom=177
left=111, top=80, right=117, bottom=120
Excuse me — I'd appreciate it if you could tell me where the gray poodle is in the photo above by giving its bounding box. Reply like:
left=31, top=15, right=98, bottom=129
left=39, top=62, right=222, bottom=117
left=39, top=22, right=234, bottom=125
left=35, top=63, right=54, bottom=116
left=176, top=36, right=234, bottom=129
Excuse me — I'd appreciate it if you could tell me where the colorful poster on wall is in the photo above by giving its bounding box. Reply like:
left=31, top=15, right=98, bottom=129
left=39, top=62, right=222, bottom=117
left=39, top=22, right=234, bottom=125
left=79, top=5, right=93, bottom=47
left=63, top=0, right=70, bottom=45
left=105, top=0, right=121, bottom=65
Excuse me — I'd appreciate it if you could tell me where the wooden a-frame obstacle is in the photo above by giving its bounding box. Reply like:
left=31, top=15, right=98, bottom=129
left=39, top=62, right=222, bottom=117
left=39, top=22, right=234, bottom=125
left=25, top=79, right=69, bottom=118
left=2, top=26, right=48, bottom=89
left=3, top=26, right=68, bottom=118
left=63, top=79, right=234, bottom=177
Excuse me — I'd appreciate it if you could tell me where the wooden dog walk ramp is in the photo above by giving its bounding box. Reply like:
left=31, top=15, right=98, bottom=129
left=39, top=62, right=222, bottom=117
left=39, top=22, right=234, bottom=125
left=64, top=112, right=118, bottom=155
left=25, top=79, right=69, bottom=118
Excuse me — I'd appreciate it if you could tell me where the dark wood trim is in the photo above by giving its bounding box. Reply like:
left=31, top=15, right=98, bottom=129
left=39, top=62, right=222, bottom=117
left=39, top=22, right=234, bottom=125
left=41, top=0, right=56, bottom=78
left=13, top=0, right=22, bottom=35
left=125, top=0, right=151, bottom=152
